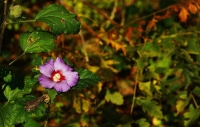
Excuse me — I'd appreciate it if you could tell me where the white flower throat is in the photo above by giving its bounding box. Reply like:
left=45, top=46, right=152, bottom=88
left=53, top=73, right=61, bottom=82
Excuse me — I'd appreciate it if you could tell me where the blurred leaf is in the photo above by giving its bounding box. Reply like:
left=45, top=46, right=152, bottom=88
left=105, top=89, right=124, bottom=105
left=74, top=68, right=102, bottom=89
left=184, top=104, right=200, bottom=126
left=73, top=95, right=81, bottom=113
left=20, top=31, right=56, bottom=53
left=142, top=42, right=160, bottom=57
left=179, top=7, right=189, bottom=23
left=35, top=4, right=81, bottom=35
left=3, top=71, right=12, bottom=83
left=136, top=97, right=163, bottom=118
left=193, top=87, right=200, bottom=97
left=47, top=89, right=58, bottom=103
left=82, top=99, right=90, bottom=112
left=176, top=96, right=191, bottom=115
left=32, top=56, right=42, bottom=66
left=24, top=118, right=42, bottom=127
left=187, top=37, right=199, bottom=54
left=138, top=81, right=152, bottom=97
left=135, top=118, right=150, bottom=127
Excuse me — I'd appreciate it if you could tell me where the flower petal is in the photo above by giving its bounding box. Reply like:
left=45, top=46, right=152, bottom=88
left=63, top=71, right=79, bottom=87
left=39, top=59, right=54, bottom=77
left=53, top=81, right=70, bottom=92
left=54, top=57, right=73, bottom=72
left=38, top=74, right=55, bottom=88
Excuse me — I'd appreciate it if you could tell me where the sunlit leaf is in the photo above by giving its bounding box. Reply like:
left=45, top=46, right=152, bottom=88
left=136, top=118, right=150, bottom=127
left=20, top=31, right=56, bottom=53
left=184, top=104, right=200, bottom=126
left=35, top=4, right=81, bottom=35
left=0, top=104, right=13, bottom=127
left=105, top=89, right=124, bottom=105
left=136, top=97, right=163, bottom=118
left=82, top=99, right=90, bottom=112
left=142, top=42, right=160, bottom=57
left=3, top=71, right=12, bottom=83
left=176, top=97, right=191, bottom=115
left=138, top=81, right=152, bottom=97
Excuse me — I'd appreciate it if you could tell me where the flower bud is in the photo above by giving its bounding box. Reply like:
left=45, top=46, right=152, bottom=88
left=9, top=5, right=22, bottom=19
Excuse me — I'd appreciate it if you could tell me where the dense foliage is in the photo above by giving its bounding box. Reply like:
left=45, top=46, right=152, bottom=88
left=1, top=0, right=200, bottom=127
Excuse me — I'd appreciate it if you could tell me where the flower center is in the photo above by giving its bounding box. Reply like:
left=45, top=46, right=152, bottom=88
left=51, top=70, right=65, bottom=82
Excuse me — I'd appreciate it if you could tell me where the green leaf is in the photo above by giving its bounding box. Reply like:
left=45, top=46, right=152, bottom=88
left=0, top=96, right=46, bottom=127
left=20, top=31, right=56, bottom=53
left=3, top=71, right=12, bottom=82
left=184, top=104, right=200, bottom=126
left=105, top=89, right=124, bottom=105
left=24, top=118, right=42, bottom=127
left=3, top=76, right=38, bottom=102
left=187, top=37, right=199, bottom=54
left=192, top=86, right=200, bottom=97
left=138, top=81, right=152, bottom=97
left=74, top=68, right=102, bottom=89
left=136, top=97, right=163, bottom=118
left=0, top=104, right=13, bottom=127
left=135, top=118, right=150, bottom=127
left=47, top=89, right=57, bottom=103
left=35, top=4, right=81, bottom=35
left=176, top=97, right=191, bottom=115
left=32, top=56, right=42, bottom=66
left=142, top=42, right=160, bottom=57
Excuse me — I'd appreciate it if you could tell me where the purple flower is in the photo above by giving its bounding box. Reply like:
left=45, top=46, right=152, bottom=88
left=38, top=57, right=79, bottom=92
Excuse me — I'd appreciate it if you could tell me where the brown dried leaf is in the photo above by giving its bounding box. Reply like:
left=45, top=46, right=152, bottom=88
left=146, top=18, right=158, bottom=31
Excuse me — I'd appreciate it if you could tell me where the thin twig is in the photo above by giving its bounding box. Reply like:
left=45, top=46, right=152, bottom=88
left=0, top=0, right=8, bottom=53
left=82, top=1, right=122, bottom=28
left=191, top=94, right=199, bottom=108
left=102, top=0, right=118, bottom=28
left=79, top=30, right=89, bottom=62
left=9, top=52, right=25, bottom=65
left=130, top=71, right=139, bottom=114
left=7, top=19, right=36, bottom=24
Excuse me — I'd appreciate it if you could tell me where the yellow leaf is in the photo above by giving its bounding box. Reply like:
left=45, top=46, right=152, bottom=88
left=73, top=96, right=81, bottom=113
left=85, top=63, right=100, bottom=73
left=179, top=7, right=189, bottom=22
left=82, top=99, right=90, bottom=112
left=101, top=58, right=118, bottom=73
left=105, top=89, right=124, bottom=105
left=97, top=82, right=103, bottom=92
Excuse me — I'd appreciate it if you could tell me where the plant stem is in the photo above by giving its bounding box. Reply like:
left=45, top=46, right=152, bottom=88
left=191, top=94, right=199, bottom=108
left=130, top=71, right=139, bottom=114
left=0, top=0, right=8, bottom=53
left=44, top=103, right=51, bottom=127
left=7, top=19, right=36, bottom=24
left=9, top=52, right=25, bottom=65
